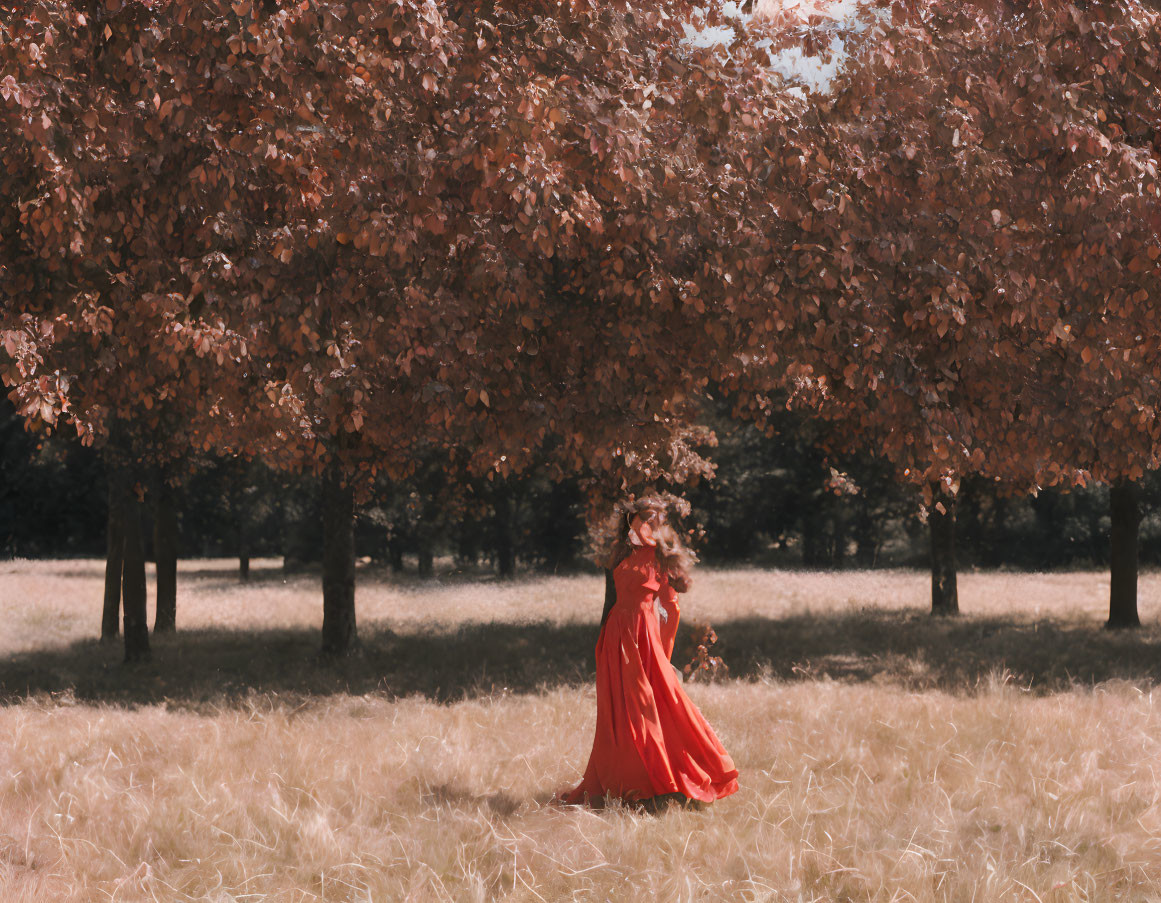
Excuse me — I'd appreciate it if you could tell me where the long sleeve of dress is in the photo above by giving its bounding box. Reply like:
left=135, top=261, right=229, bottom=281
left=658, top=572, right=680, bottom=661
left=599, top=568, right=617, bottom=633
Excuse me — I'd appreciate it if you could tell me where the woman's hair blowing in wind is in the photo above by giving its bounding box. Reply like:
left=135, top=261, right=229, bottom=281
left=591, top=492, right=698, bottom=590
left=654, top=522, right=695, bottom=593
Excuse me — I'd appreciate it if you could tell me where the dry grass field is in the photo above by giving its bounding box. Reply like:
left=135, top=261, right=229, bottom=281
left=3, top=559, right=1161, bottom=901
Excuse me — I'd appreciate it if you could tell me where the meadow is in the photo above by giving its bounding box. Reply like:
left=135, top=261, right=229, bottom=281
left=3, top=559, right=1161, bottom=901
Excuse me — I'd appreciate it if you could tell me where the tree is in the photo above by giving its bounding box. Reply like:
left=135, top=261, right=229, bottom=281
left=734, top=0, right=1161, bottom=616
left=2, top=0, right=798, bottom=656
left=0, top=0, right=276, bottom=659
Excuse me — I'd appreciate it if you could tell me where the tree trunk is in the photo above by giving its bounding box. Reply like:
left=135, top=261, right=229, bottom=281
left=281, top=493, right=315, bottom=574
left=235, top=484, right=250, bottom=580
left=281, top=496, right=298, bottom=574
left=153, top=481, right=177, bottom=633
left=800, top=505, right=823, bottom=567
left=388, top=538, right=404, bottom=573
left=1108, top=478, right=1141, bottom=629
left=1087, top=500, right=1106, bottom=567
left=990, top=494, right=1011, bottom=568
left=120, top=475, right=151, bottom=663
left=830, top=513, right=847, bottom=569
left=494, top=486, right=515, bottom=578
left=320, top=463, right=357, bottom=656
left=101, top=478, right=123, bottom=643
left=543, top=481, right=576, bottom=573
left=929, top=495, right=959, bottom=616
left=853, top=508, right=878, bottom=567
left=417, top=545, right=434, bottom=579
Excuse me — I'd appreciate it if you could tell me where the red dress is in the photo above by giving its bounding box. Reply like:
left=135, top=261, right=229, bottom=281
left=560, top=544, right=739, bottom=805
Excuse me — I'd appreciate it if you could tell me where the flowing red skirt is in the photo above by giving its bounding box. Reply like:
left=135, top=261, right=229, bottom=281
left=559, top=588, right=739, bottom=806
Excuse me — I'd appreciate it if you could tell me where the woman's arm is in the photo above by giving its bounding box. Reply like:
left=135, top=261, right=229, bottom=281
left=658, top=572, right=680, bottom=660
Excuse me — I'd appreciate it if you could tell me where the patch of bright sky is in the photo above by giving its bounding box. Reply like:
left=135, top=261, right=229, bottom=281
left=682, top=0, right=878, bottom=95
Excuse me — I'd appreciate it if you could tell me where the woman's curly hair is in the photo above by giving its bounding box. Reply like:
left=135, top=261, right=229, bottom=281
left=591, top=492, right=698, bottom=591
left=654, top=521, right=696, bottom=593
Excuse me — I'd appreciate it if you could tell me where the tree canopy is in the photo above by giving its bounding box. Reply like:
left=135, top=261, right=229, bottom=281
left=1, top=0, right=803, bottom=492
left=731, top=0, right=1161, bottom=503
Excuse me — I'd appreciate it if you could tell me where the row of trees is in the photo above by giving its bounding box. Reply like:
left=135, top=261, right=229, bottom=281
left=3, top=0, right=1160, bottom=661
left=17, top=391, right=1161, bottom=575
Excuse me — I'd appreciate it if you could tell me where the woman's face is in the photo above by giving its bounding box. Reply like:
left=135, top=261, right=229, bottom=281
left=629, top=507, right=664, bottom=546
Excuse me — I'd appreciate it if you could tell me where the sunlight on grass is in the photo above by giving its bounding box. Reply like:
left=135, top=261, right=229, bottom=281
left=0, top=558, right=1135, bottom=658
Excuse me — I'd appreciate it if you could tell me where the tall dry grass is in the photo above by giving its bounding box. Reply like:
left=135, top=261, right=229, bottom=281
left=2, top=559, right=1161, bottom=900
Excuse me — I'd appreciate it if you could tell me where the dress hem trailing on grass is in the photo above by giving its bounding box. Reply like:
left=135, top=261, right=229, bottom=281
left=557, top=543, right=739, bottom=807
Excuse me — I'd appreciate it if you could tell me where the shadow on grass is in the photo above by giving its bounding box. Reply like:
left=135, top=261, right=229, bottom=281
left=3, top=609, right=1161, bottom=709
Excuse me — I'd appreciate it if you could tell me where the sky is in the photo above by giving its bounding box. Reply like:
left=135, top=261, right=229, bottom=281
left=683, top=0, right=873, bottom=95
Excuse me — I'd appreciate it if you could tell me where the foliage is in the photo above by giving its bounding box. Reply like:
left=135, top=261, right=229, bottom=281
left=740, top=0, right=1161, bottom=502
left=679, top=620, right=730, bottom=683
left=0, top=0, right=807, bottom=495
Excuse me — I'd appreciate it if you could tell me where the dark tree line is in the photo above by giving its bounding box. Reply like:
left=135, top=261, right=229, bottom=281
left=7, top=398, right=1161, bottom=581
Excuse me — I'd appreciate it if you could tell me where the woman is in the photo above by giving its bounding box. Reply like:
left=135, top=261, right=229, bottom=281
left=557, top=497, right=739, bottom=809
